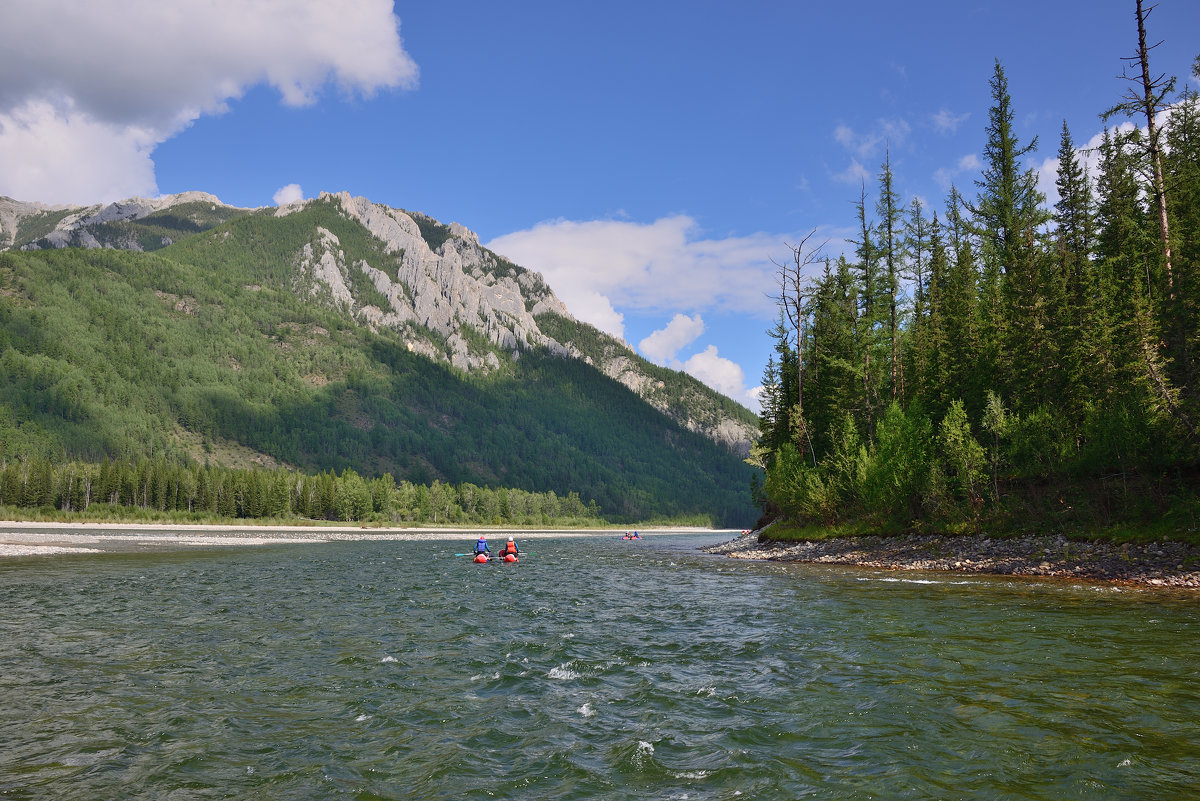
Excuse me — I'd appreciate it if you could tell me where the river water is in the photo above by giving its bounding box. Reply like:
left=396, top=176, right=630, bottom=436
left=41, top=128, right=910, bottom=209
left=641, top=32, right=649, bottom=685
left=1, top=531, right=1198, bottom=799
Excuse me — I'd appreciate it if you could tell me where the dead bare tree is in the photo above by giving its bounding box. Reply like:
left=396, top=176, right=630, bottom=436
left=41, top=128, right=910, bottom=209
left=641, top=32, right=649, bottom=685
left=1105, top=0, right=1176, bottom=296
left=771, top=229, right=827, bottom=464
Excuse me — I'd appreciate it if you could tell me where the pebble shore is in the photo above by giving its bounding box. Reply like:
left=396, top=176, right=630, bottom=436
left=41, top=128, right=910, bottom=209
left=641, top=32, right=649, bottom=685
left=0, top=522, right=708, bottom=557
left=704, top=530, right=1200, bottom=589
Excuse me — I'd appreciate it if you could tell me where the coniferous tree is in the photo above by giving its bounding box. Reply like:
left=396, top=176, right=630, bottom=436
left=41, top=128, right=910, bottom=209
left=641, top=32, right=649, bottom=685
left=1050, top=120, right=1105, bottom=419
left=969, top=60, right=1051, bottom=410
left=851, top=183, right=886, bottom=437
left=1095, top=126, right=1183, bottom=444
left=875, top=148, right=905, bottom=401
left=907, top=211, right=943, bottom=409
left=1162, top=87, right=1200, bottom=412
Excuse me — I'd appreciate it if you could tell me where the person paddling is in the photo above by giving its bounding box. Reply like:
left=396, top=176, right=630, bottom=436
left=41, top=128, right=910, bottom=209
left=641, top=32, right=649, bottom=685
left=473, top=536, right=491, bottom=559
left=500, top=537, right=520, bottom=561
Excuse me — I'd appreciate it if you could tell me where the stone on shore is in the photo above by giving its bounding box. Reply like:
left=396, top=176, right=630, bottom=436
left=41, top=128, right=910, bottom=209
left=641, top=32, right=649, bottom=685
left=703, top=531, right=1200, bottom=589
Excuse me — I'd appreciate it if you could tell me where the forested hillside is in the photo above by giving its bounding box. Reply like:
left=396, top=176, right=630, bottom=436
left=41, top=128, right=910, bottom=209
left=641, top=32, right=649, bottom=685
left=0, top=203, right=758, bottom=526
left=535, top=312, right=759, bottom=456
left=757, top=44, right=1200, bottom=537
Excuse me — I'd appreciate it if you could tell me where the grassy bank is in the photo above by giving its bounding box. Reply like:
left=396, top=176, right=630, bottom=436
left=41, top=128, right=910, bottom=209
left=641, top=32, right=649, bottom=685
left=762, top=474, right=1200, bottom=547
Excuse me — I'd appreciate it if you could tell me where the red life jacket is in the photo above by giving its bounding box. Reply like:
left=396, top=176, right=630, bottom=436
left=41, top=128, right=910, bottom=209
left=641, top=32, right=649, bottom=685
left=503, top=541, right=517, bottom=555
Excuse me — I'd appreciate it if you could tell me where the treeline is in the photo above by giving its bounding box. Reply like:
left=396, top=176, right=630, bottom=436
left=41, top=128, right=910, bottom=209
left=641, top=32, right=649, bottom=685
left=0, top=455, right=603, bottom=525
left=758, top=40, right=1200, bottom=533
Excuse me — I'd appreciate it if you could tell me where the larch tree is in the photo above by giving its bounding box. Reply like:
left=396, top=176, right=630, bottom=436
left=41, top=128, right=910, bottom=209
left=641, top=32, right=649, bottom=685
left=875, top=147, right=905, bottom=402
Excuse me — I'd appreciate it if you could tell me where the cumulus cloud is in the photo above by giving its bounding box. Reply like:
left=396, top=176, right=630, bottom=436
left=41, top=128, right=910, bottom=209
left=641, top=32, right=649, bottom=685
left=0, top=0, right=418, bottom=204
left=682, top=346, right=750, bottom=404
left=273, top=183, right=305, bottom=205
left=638, top=314, right=705, bottom=365
left=487, top=216, right=797, bottom=339
left=0, top=99, right=159, bottom=204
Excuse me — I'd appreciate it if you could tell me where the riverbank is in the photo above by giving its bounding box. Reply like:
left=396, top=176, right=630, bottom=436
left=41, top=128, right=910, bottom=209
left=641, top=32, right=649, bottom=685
left=704, top=531, right=1200, bottom=589
left=0, top=521, right=722, bottom=557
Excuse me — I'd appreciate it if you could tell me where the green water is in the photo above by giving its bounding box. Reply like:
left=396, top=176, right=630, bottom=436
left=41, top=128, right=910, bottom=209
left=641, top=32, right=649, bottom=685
left=1, top=532, right=1197, bottom=799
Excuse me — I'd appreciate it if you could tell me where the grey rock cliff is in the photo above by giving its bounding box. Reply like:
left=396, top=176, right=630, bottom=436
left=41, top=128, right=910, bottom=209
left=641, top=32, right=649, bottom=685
left=317, top=192, right=572, bottom=372
left=2, top=189, right=755, bottom=455
left=0, top=191, right=240, bottom=251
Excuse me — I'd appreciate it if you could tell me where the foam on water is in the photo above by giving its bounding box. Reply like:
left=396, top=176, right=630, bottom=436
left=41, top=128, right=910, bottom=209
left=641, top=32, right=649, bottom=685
left=548, top=663, right=580, bottom=680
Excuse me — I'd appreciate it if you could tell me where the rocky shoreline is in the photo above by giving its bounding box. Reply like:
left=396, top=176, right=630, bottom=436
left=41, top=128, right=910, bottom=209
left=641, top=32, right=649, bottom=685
left=703, top=531, right=1200, bottom=589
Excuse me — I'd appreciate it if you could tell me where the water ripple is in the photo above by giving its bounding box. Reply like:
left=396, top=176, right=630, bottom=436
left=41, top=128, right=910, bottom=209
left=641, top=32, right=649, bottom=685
left=1, top=536, right=1198, bottom=798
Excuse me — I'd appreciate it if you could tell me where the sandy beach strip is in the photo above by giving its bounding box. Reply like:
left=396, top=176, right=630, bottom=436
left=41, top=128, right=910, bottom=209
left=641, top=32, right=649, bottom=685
left=0, top=521, right=727, bottom=557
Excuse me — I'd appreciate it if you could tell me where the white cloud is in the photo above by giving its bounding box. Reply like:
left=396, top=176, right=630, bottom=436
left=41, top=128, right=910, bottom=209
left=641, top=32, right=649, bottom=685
left=0, top=0, right=418, bottom=204
left=958, top=153, right=982, bottom=172
left=745, top=385, right=765, bottom=415
left=834, top=119, right=911, bottom=161
left=682, top=345, right=753, bottom=406
left=273, top=183, right=305, bottom=205
left=487, top=216, right=802, bottom=339
left=833, top=118, right=911, bottom=187
left=933, top=153, right=982, bottom=190
left=638, top=314, right=705, bottom=365
left=573, top=291, right=626, bottom=341
left=834, top=158, right=872, bottom=186
left=0, top=98, right=159, bottom=203
left=932, top=109, right=970, bottom=135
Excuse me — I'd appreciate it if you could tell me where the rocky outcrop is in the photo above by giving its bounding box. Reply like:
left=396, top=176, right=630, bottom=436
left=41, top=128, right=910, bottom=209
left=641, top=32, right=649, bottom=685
left=300, top=192, right=575, bottom=373
left=1, top=191, right=242, bottom=251
left=295, top=227, right=357, bottom=311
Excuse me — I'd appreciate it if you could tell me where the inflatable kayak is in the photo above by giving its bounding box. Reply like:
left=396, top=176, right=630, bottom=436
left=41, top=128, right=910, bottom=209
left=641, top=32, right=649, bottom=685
left=473, top=553, right=518, bottom=563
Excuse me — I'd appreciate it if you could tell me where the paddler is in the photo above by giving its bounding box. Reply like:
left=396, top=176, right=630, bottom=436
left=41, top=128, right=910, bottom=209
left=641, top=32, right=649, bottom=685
left=500, top=537, right=520, bottom=558
left=473, top=536, right=491, bottom=557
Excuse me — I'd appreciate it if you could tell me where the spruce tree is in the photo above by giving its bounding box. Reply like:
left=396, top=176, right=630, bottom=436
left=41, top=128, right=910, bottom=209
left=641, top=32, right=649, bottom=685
left=1050, top=121, right=1105, bottom=419
left=969, top=60, right=1050, bottom=410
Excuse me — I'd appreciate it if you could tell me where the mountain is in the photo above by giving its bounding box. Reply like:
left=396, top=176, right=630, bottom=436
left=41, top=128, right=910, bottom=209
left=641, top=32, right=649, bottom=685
left=0, top=192, right=247, bottom=252
left=0, top=191, right=759, bottom=525
left=2, top=191, right=757, bottom=453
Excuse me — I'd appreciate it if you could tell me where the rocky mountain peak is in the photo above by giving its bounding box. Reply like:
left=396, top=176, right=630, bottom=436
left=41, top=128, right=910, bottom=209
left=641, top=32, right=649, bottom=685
left=1, top=189, right=756, bottom=456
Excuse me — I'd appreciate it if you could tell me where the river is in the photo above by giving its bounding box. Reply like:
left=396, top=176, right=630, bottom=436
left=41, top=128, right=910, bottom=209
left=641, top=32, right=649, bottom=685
left=1, top=531, right=1198, bottom=799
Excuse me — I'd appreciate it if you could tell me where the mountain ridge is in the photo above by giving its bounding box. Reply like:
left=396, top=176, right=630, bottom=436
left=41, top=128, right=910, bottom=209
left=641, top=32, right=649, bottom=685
left=0, top=190, right=757, bottom=455
left=0, top=190, right=759, bottom=525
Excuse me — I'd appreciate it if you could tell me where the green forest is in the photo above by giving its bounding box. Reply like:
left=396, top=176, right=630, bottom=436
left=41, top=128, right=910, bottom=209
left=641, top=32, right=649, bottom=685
left=0, top=455, right=608, bottom=527
left=0, top=201, right=757, bottom=528
left=756, top=42, right=1200, bottom=540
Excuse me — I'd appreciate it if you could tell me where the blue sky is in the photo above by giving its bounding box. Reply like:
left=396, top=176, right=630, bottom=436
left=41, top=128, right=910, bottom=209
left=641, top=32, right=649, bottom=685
left=3, top=1, right=1198, bottom=412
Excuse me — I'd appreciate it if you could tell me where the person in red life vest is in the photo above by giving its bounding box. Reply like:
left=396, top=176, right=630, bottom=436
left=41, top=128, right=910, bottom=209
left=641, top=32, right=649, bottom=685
left=500, top=536, right=520, bottom=560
